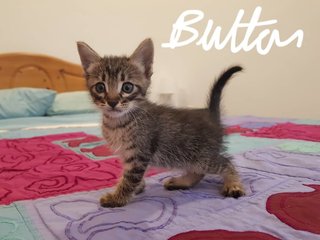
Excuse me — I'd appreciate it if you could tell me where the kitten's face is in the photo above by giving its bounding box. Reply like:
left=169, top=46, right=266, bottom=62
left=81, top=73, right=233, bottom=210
left=77, top=39, right=154, bottom=118
left=86, top=57, right=149, bottom=117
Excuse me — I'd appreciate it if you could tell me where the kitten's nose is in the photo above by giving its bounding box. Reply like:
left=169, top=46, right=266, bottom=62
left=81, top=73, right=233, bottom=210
left=107, top=100, right=119, bottom=109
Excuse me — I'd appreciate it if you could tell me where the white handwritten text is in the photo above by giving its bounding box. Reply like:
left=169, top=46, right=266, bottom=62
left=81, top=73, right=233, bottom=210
left=162, top=7, right=304, bottom=55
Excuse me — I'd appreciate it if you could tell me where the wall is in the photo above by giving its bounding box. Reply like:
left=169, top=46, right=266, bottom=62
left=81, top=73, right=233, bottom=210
left=0, top=0, right=319, bottom=119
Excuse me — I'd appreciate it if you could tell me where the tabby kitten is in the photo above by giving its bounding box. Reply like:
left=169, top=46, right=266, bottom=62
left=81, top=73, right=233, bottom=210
left=77, top=38, right=245, bottom=208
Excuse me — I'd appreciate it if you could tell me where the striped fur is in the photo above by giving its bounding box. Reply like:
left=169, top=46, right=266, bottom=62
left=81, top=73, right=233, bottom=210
left=77, top=39, right=245, bottom=208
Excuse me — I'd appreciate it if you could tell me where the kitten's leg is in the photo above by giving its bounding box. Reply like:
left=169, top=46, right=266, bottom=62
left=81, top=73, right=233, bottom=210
left=134, top=179, right=145, bottom=195
left=210, top=156, right=245, bottom=198
left=100, top=161, right=148, bottom=208
left=164, top=171, right=204, bottom=190
left=221, top=167, right=245, bottom=198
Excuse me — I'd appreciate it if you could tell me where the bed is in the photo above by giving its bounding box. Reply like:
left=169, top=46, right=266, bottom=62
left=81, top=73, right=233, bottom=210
left=0, top=53, right=319, bottom=240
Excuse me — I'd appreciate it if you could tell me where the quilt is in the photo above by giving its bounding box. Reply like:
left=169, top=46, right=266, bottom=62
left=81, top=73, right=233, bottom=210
left=0, top=115, right=319, bottom=240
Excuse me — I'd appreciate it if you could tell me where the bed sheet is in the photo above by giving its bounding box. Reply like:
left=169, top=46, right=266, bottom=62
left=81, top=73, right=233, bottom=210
left=0, top=114, right=319, bottom=240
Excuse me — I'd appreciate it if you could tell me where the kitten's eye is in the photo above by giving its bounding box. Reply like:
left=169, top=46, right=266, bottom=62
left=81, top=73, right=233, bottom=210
left=122, top=82, right=134, bottom=93
left=95, top=83, right=105, bottom=93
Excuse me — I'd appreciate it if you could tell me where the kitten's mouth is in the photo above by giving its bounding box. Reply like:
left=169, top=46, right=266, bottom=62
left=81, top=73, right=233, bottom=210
left=103, top=108, right=127, bottom=118
left=108, top=108, right=122, bottom=113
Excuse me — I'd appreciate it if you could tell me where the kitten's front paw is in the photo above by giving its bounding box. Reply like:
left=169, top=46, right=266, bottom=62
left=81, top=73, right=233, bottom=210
left=222, top=183, right=245, bottom=199
left=134, top=180, right=145, bottom=195
left=100, top=193, right=127, bottom=208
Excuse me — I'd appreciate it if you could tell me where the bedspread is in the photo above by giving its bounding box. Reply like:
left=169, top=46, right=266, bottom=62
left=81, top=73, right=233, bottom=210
left=0, top=114, right=319, bottom=240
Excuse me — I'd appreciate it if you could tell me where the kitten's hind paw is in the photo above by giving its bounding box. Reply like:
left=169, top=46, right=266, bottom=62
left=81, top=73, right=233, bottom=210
left=100, top=193, right=128, bottom=208
left=222, top=184, right=245, bottom=199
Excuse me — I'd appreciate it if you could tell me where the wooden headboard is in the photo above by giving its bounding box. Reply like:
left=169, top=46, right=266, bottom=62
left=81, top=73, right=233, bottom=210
left=0, top=53, right=86, bottom=92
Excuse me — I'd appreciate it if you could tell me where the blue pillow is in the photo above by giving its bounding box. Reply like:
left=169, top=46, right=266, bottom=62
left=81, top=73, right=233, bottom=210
left=0, top=88, right=56, bottom=119
left=46, top=91, right=97, bottom=116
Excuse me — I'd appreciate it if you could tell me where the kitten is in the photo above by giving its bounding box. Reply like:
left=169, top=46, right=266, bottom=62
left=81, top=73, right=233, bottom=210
left=77, top=38, right=245, bottom=208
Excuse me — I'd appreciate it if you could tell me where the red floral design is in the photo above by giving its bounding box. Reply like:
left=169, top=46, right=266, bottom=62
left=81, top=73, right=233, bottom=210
left=267, top=184, right=320, bottom=234
left=169, top=230, right=280, bottom=240
left=64, top=135, right=102, bottom=147
left=0, top=132, right=160, bottom=204
left=225, top=125, right=252, bottom=134
left=242, top=123, right=320, bottom=142
left=81, top=145, right=115, bottom=157
left=0, top=187, right=11, bottom=202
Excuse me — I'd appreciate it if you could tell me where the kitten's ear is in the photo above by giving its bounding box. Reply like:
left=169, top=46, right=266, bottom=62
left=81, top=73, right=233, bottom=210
left=130, top=38, right=154, bottom=79
left=77, top=42, right=101, bottom=72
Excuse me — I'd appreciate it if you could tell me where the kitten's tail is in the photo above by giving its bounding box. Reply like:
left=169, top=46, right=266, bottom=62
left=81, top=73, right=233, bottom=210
left=208, top=66, right=243, bottom=122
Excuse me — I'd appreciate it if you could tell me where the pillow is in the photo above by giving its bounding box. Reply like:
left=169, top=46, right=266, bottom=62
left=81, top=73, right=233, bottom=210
left=46, top=91, right=97, bottom=116
left=0, top=88, right=56, bottom=119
